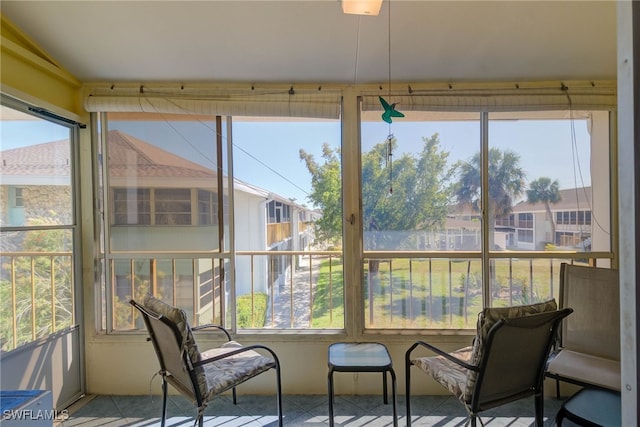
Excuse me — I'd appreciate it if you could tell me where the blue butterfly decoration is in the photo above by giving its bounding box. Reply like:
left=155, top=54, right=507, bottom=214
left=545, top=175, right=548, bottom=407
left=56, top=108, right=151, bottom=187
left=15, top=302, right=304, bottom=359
left=379, top=96, right=404, bottom=123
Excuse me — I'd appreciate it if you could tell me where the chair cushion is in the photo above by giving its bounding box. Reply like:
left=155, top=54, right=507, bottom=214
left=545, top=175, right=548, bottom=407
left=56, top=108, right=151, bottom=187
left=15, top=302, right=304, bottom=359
left=143, top=294, right=275, bottom=401
left=143, top=294, right=201, bottom=365
left=467, top=299, right=558, bottom=399
left=547, top=349, right=621, bottom=391
left=411, top=346, right=473, bottom=401
left=472, top=299, right=558, bottom=363
left=200, top=341, right=276, bottom=398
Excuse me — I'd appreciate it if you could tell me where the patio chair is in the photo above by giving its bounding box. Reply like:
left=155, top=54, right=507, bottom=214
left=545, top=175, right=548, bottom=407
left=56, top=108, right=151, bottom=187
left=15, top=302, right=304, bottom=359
left=130, top=294, right=283, bottom=427
left=545, top=262, right=620, bottom=396
left=406, top=300, right=572, bottom=427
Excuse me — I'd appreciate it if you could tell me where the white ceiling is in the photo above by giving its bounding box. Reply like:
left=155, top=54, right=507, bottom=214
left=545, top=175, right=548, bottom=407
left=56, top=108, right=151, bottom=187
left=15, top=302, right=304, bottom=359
left=1, top=0, right=617, bottom=85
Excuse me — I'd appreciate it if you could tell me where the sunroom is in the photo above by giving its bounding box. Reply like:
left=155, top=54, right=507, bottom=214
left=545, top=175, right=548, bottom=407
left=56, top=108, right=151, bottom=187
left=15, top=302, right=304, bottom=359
left=0, top=1, right=637, bottom=425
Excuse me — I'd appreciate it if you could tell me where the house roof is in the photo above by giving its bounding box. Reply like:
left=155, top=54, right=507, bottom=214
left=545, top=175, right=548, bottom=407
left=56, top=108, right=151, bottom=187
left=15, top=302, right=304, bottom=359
left=1, top=129, right=312, bottom=209
left=512, top=186, right=592, bottom=213
left=108, top=130, right=216, bottom=180
left=0, top=139, right=71, bottom=185
left=444, top=216, right=480, bottom=230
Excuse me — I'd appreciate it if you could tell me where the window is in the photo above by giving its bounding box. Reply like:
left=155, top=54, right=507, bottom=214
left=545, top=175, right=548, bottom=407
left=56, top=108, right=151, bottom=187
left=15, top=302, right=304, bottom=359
left=113, top=188, right=219, bottom=226
left=361, top=111, right=482, bottom=328
left=267, top=200, right=291, bottom=223
left=92, top=87, right=613, bottom=335
left=360, top=101, right=613, bottom=329
left=557, top=210, right=592, bottom=226
left=518, top=213, right=533, bottom=229
left=154, top=188, right=191, bottom=225
left=233, top=116, right=342, bottom=329
left=496, top=214, right=515, bottom=227
left=100, top=112, right=229, bottom=330
left=99, top=111, right=342, bottom=331
left=13, top=187, right=24, bottom=207
left=0, top=101, right=78, bottom=351
left=113, top=188, right=151, bottom=225
left=198, top=189, right=217, bottom=225
left=518, top=229, right=534, bottom=243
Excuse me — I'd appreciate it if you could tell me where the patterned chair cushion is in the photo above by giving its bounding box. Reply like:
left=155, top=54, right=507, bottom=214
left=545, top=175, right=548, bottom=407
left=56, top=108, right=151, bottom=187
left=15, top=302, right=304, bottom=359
left=466, top=299, right=558, bottom=399
left=412, top=300, right=559, bottom=405
left=143, top=294, right=275, bottom=401
left=143, top=294, right=201, bottom=364
left=200, top=342, right=276, bottom=399
left=471, top=299, right=558, bottom=364
left=411, top=346, right=473, bottom=401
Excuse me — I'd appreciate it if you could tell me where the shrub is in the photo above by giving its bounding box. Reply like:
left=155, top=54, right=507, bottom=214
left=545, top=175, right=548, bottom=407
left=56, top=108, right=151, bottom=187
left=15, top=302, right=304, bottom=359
left=237, top=292, right=267, bottom=328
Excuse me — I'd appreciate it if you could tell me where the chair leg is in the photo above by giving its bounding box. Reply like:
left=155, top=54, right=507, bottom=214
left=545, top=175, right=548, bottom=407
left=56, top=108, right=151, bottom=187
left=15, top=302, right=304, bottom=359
left=405, top=361, right=412, bottom=426
left=556, top=406, right=565, bottom=427
left=160, top=373, right=168, bottom=427
left=275, top=363, right=283, bottom=427
left=232, top=387, right=237, bottom=404
left=534, top=392, right=544, bottom=427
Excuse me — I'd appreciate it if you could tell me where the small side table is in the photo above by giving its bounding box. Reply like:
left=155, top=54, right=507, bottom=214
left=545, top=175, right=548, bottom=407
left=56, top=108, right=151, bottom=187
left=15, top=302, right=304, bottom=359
left=327, top=342, right=397, bottom=427
left=556, top=388, right=621, bottom=427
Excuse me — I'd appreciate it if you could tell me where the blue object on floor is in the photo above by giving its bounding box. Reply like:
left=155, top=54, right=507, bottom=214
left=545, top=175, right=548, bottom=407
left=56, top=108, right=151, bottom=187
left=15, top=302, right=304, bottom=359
left=556, top=388, right=621, bottom=426
left=0, top=390, right=46, bottom=412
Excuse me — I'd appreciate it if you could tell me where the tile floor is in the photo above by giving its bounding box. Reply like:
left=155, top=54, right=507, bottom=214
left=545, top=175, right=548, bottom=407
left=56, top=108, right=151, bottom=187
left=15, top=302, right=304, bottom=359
left=58, top=393, right=569, bottom=426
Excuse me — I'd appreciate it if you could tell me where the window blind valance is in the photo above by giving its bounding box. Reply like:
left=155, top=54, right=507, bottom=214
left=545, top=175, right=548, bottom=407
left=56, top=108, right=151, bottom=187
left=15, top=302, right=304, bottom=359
left=362, top=82, right=616, bottom=113
left=82, top=85, right=342, bottom=119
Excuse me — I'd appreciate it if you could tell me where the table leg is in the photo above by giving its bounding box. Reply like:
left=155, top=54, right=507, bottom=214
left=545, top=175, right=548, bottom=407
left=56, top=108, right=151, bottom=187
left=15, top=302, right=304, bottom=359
left=382, top=371, right=388, bottom=404
left=390, top=369, right=398, bottom=427
left=328, top=368, right=335, bottom=427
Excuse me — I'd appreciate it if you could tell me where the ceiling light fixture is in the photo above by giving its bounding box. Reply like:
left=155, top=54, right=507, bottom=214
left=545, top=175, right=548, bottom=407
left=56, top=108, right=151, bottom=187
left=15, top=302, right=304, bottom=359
left=341, top=0, right=383, bottom=16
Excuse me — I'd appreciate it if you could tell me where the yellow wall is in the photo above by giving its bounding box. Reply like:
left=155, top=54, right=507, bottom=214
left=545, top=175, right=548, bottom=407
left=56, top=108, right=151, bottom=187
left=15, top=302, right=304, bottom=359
left=1, top=14, right=82, bottom=116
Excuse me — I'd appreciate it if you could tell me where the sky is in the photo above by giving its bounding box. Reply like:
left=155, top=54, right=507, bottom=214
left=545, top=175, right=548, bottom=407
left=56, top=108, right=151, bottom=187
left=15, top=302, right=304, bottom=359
left=1, top=115, right=593, bottom=209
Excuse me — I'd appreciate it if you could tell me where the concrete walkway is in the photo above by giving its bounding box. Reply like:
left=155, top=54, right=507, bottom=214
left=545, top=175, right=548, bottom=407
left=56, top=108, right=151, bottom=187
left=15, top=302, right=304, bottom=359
left=265, top=254, right=321, bottom=329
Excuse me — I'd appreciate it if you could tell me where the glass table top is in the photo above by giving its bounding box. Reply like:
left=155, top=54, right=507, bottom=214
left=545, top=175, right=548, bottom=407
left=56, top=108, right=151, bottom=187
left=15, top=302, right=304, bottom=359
left=328, top=342, right=392, bottom=368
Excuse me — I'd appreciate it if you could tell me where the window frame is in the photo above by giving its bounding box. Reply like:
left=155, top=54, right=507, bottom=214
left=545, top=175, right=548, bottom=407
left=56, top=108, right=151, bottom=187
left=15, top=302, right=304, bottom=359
left=358, top=106, right=616, bottom=333
left=0, top=94, right=83, bottom=350
left=91, top=86, right=616, bottom=337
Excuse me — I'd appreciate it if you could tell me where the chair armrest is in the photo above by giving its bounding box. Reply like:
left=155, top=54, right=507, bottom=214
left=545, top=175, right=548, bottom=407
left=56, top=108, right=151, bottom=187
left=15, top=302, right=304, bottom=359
left=192, top=324, right=232, bottom=341
left=194, top=344, right=279, bottom=367
left=406, top=341, right=477, bottom=372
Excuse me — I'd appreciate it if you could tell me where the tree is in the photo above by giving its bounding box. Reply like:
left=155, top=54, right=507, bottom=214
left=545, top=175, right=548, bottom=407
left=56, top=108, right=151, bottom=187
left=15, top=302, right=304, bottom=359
left=299, top=143, right=343, bottom=247
left=361, top=134, right=454, bottom=249
left=455, top=147, right=526, bottom=249
left=527, top=177, right=561, bottom=244
left=300, top=134, right=454, bottom=252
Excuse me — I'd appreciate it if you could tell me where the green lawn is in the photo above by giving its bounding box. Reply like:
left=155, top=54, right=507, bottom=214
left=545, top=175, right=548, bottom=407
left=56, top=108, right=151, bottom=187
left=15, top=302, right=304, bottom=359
left=310, top=257, right=578, bottom=329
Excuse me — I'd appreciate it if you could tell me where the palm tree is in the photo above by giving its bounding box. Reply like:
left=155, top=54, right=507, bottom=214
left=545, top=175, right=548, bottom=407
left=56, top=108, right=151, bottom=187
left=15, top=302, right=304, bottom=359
left=454, top=148, right=524, bottom=301
left=527, top=177, right=561, bottom=244
left=455, top=147, right=526, bottom=249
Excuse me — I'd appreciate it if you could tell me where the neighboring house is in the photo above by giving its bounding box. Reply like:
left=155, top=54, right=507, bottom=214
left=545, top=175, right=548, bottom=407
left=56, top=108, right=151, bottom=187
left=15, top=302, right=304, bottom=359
left=0, top=139, right=72, bottom=230
left=412, top=189, right=593, bottom=253
left=509, top=187, right=592, bottom=250
left=0, top=130, right=317, bottom=311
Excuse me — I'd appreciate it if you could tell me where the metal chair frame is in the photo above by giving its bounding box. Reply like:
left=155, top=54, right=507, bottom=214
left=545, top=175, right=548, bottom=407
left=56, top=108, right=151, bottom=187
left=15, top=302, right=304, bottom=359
left=406, top=308, right=573, bottom=427
left=130, top=299, right=283, bottom=427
